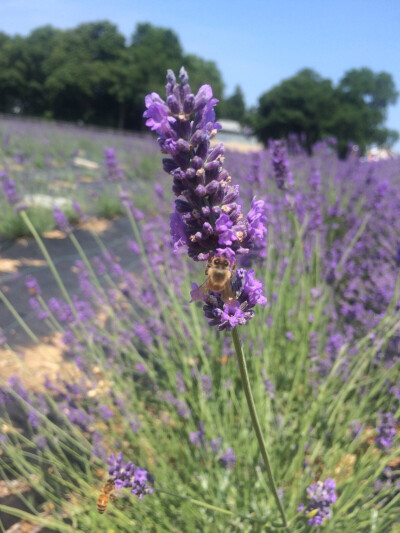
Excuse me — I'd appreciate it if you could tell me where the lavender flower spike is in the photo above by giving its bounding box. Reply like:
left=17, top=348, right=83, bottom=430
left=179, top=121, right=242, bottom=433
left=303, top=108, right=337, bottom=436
left=298, top=478, right=337, bottom=526
left=375, top=412, right=397, bottom=451
left=1, top=171, right=25, bottom=211
left=270, top=140, right=293, bottom=191
left=107, top=452, right=154, bottom=499
left=53, top=206, right=72, bottom=234
left=144, top=68, right=267, bottom=329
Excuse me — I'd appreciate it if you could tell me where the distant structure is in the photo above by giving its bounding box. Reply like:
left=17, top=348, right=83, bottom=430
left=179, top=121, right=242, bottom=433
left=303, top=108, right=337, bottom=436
left=365, top=146, right=397, bottom=161
left=215, top=119, right=262, bottom=152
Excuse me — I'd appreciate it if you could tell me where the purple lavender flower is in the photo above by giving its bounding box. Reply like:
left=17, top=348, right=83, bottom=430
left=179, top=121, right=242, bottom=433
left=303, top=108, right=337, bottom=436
left=144, top=68, right=267, bottom=329
left=53, top=206, right=72, bottom=234
left=29, top=297, right=49, bottom=320
left=190, top=421, right=206, bottom=448
left=164, top=391, right=191, bottom=418
left=261, top=369, right=275, bottom=399
left=107, top=452, right=154, bottom=499
left=25, top=275, right=41, bottom=296
left=210, top=437, right=222, bottom=453
left=33, top=435, right=48, bottom=449
left=62, top=406, right=93, bottom=431
left=220, top=447, right=236, bottom=469
left=119, top=188, right=144, bottom=220
left=92, top=431, right=107, bottom=460
left=1, top=171, right=23, bottom=209
left=299, top=478, right=337, bottom=526
left=390, top=383, right=400, bottom=400
left=395, top=244, right=400, bottom=267
left=349, top=420, right=364, bottom=440
left=28, top=410, right=41, bottom=428
left=135, top=362, right=147, bottom=374
left=375, top=412, right=397, bottom=451
left=175, top=371, right=186, bottom=394
left=98, top=404, right=114, bottom=421
left=200, top=374, right=213, bottom=399
left=72, top=199, right=89, bottom=222
left=198, top=267, right=267, bottom=331
left=104, top=147, right=124, bottom=182
left=7, top=375, right=30, bottom=402
left=270, top=140, right=293, bottom=192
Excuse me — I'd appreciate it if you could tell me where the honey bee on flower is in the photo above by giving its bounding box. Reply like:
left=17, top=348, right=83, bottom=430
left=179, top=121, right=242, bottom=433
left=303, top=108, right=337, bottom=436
left=191, top=252, right=236, bottom=303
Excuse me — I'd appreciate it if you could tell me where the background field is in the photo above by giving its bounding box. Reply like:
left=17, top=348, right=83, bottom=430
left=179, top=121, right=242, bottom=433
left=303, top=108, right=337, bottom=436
left=0, top=117, right=400, bottom=532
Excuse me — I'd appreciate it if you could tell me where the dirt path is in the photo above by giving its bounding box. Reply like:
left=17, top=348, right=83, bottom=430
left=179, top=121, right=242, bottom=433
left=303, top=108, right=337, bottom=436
left=0, top=216, right=141, bottom=385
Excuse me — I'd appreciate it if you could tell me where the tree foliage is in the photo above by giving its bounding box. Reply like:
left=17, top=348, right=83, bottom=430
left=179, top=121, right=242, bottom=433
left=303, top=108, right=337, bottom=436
left=218, top=85, right=246, bottom=122
left=0, top=22, right=224, bottom=131
left=254, top=67, right=398, bottom=157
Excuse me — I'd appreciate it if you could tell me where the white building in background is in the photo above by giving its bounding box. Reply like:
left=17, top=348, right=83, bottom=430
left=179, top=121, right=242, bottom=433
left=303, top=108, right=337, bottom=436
left=366, top=146, right=397, bottom=161
left=214, top=119, right=262, bottom=152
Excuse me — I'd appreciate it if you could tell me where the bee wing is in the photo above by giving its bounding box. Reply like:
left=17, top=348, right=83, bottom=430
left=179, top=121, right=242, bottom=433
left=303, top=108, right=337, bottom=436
left=221, top=281, right=235, bottom=303
left=190, top=280, right=210, bottom=302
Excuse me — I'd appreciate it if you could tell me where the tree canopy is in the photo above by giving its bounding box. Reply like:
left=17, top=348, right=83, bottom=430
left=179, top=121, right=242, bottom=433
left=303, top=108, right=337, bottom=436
left=253, top=67, right=398, bottom=157
left=0, top=22, right=225, bottom=130
left=218, top=85, right=246, bottom=122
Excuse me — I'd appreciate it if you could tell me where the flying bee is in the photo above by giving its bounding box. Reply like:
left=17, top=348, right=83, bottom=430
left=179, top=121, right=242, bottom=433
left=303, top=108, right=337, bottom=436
left=97, top=479, right=115, bottom=514
left=193, top=254, right=236, bottom=303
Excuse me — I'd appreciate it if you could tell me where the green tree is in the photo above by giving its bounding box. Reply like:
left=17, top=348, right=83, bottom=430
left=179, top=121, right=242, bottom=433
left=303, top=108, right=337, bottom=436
left=22, top=26, right=62, bottom=116
left=218, top=85, right=246, bottom=121
left=125, top=23, right=184, bottom=129
left=254, top=69, right=336, bottom=153
left=0, top=35, right=28, bottom=113
left=332, top=68, right=399, bottom=156
left=44, top=21, right=126, bottom=124
left=0, top=21, right=226, bottom=132
left=254, top=67, right=398, bottom=157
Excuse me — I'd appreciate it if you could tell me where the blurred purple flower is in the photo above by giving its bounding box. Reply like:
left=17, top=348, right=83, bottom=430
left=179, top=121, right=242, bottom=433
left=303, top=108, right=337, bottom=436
left=53, top=206, right=72, bottom=234
left=220, top=447, right=236, bottom=469
left=98, top=404, right=114, bottom=421
left=72, top=199, right=89, bottom=222
left=1, top=171, right=24, bottom=210
left=190, top=421, right=205, bottom=448
left=175, top=371, right=186, bottom=394
left=200, top=374, right=212, bottom=399
left=104, top=147, right=124, bottom=182
left=375, top=412, right=397, bottom=451
left=210, top=438, right=222, bottom=453
left=298, top=478, right=337, bottom=526
left=270, top=140, right=293, bottom=192
left=107, top=452, right=154, bottom=499
left=25, top=275, right=41, bottom=296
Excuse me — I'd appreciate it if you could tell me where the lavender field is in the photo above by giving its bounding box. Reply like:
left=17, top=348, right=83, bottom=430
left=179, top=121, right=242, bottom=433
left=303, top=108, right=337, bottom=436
left=0, top=73, right=400, bottom=532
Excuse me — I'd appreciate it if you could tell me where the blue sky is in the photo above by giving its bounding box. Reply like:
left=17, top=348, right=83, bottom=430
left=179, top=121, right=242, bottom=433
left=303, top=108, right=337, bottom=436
left=1, top=0, right=400, bottom=148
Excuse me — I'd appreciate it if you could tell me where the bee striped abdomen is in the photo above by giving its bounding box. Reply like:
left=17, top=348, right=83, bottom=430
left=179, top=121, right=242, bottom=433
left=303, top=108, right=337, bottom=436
left=97, top=479, right=114, bottom=514
left=97, top=493, right=109, bottom=513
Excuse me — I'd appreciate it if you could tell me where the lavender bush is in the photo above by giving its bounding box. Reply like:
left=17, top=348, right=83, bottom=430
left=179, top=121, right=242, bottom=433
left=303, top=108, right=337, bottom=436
left=0, top=74, right=400, bottom=531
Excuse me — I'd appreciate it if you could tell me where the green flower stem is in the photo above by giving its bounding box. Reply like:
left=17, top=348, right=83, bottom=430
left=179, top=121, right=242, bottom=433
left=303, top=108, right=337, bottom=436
left=155, top=488, right=285, bottom=528
left=20, top=211, right=77, bottom=317
left=231, top=327, right=289, bottom=532
left=0, top=505, right=76, bottom=533
left=0, top=288, right=39, bottom=343
left=68, top=232, right=106, bottom=295
left=37, top=295, right=64, bottom=332
left=156, top=488, right=236, bottom=517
